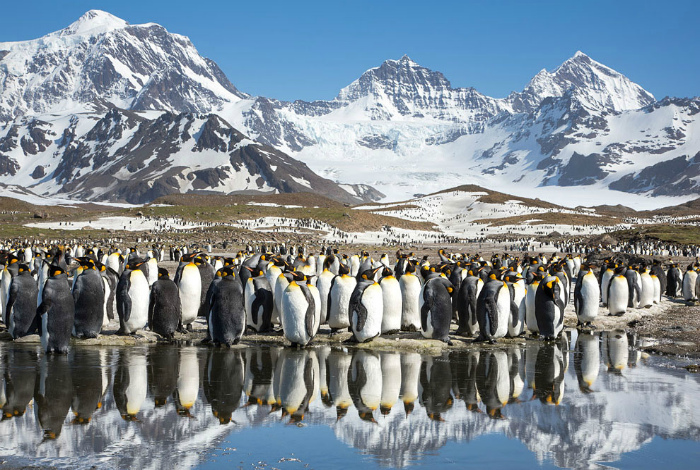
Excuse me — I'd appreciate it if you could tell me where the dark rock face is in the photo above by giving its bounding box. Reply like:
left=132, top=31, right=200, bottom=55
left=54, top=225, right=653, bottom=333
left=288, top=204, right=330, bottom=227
left=610, top=153, right=700, bottom=196
left=558, top=153, right=610, bottom=186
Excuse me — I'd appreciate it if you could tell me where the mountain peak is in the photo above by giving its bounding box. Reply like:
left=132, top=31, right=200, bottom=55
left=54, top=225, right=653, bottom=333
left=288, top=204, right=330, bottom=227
left=397, top=54, right=416, bottom=65
left=60, top=10, right=128, bottom=37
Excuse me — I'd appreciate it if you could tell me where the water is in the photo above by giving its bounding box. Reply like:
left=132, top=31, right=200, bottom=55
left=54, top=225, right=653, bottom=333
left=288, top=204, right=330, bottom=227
left=0, top=331, right=698, bottom=469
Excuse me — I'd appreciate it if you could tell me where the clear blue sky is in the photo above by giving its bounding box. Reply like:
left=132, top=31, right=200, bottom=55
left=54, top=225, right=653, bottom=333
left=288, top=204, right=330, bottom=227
left=1, top=0, right=697, bottom=102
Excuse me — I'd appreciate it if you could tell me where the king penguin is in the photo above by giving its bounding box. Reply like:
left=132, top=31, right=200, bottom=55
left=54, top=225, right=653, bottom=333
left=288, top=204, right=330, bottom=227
left=327, top=264, right=357, bottom=334
left=399, top=262, right=422, bottom=331
left=475, top=276, right=513, bottom=343
left=535, top=276, right=566, bottom=341
left=72, top=258, right=105, bottom=338
left=38, top=266, right=74, bottom=354
left=207, top=266, right=246, bottom=346
left=281, top=271, right=319, bottom=347
left=116, top=260, right=150, bottom=335
left=419, top=276, right=455, bottom=344
left=607, top=267, right=630, bottom=316
left=5, top=263, right=38, bottom=339
left=245, top=269, right=274, bottom=333
left=177, top=260, right=202, bottom=332
left=379, top=266, right=402, bottom=334
left=574, top=265, right=600, bottom=327
left=148, top=268, right=181, bottom=340
left=349, top=268, right=383, bottom=343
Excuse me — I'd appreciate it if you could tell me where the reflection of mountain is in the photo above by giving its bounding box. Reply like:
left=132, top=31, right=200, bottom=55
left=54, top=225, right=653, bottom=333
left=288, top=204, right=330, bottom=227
left=0, top=335, right=698, bottom=469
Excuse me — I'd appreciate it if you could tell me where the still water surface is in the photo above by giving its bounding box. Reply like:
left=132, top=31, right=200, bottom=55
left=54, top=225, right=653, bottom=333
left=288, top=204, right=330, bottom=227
left=0, top=331, right=698, bottom=469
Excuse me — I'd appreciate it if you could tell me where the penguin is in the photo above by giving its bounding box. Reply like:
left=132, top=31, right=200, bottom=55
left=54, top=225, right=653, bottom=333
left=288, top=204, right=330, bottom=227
left=450, top=350, right=480, bottom=412
left=245, top=269, right=274, bottom=333
left=316, top=256, right=336, bottom=325
left=420, top=354, right=454, bottom=421
left=399, top=262, right=422, bottom=331
left=265, top=257, right=286, bottom=325
left=177, top=260, right=202, bottom=332
left=682, top=265, right=698, bottom=301
left=5, top=263, right=38, bottom=339
left=535, top=276, right=566, bottom=341
left=99, top=263, right=119, bottom=322
left=196, top=254, right=216, bottom=317
left=146, top=256, right=158, bottom=286
left=72, top=258, right=105, bottom=339
left=525, top=271, right=543, bottom=335
left=399, top=352, right=421, bottom=416
left=1, top=348, right=36, bottom=420
left=349, top=268, right=383, bottom=343
left=651, top=272, right=662, bottom=304
left=243, top=347, right=277, bottom=407
left=70, top=349, right=107, bottom=424
left=327, top=349, right=353, bottom=420
left=455, top=271, right=482, bottom=337
left=327, top=264, right=357, bottom=334
left=419, top=276, right=454, bottom=344
left=281, top=271, right=319, bottom=347
left=638, top=266, right=655, bottom=308
left=475, top=277, right=513, bottom=343
left=666, top=263, right=682, bottom=298
left=148, top=268, right=181, bottom=340
left=37, top=266, right=74, bottom=354
left=600, top=263, right=616, bottom=306
left=0, top=254, right=20, bottom=325
left=607, top=267, right=630, bottom=316
left=348, top=350, right=382, bottom=422
left=277, top=349, right=318, bottom=423
left=116, top=261, right=150, bottom=335
left=379, top=267, right=402, bottom=334
left=207, top=267, right=245, bottom=346
left=505, top=273, right=526, bottom=338
left=625, top=266, right=642, bottom=308
left=34, top=355, right=73, bottom=438
left=574, top=265, right=600, bottom=327
left=602, top=329, right=629, bottom=373
left=532, top=342, right=566, bottom=405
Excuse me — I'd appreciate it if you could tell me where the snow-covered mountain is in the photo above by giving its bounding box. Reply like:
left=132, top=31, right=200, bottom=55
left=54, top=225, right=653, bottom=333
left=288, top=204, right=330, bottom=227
left=0, top=10, right=697, bottom=206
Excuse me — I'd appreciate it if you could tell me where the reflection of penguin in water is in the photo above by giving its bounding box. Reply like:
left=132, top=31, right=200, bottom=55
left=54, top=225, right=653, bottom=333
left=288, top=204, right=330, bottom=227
left=574, top=331, right=600, bottom=393
left=278, top=349, right=318, bottom=423
left=449, top=350, right=481, bottom=413
left=379, top=352, right=401, bottom=416
left=207, top=267, right=245, bottom=347
left=507, top=348, right=525, bottom=404
left=174, top=348, right=200, bottom=417
left=349, top=350, right=382, bottom=423
left=6, top=263, right=38, bottom=339
left=38, top=266, right=75, bottom=354
left=532, top=343, right=566, bottom=405
left=420, top=354, right=454, bottom=421
left=1, top=349, right=36, bottom=420
left=148, top=268, right=181, bottom=340
left=476, top=350, right=509, bottom=418
left=71, top=349, right=106, bottom=424
left=399, top=352, right=421, bottom=416
left=34, top=354, right=73, bottom=439
left=327, top=349, right=353, bottom=420
left=602, top=329, right=628, bottom=374
left=204, top=348, right=244, bottom=424
left=148, top=346, right=179, bottom=407
left=113, top=350, right=147, bottom=421
left=244, top=347, right=277, bottom=407
left=420, top=277, right=455, bottom=344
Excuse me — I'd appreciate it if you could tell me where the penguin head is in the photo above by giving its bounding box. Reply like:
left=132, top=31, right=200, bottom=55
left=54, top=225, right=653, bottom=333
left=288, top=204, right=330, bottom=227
left=219, top=267, right=236, bottom=278
left=381, top=266, right=393, bottom=278
left=49, top=266, right=66, bottom=277
left=158, top=268, right=170, bottom=279
left=290, top=271, right=306, bottom=283
left=338, top=263, right=350, bottom=276
left=17, top=263, right=30, bottom=274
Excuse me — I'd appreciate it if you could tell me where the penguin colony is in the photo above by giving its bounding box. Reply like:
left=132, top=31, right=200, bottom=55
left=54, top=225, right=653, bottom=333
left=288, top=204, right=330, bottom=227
left=0, top=334, right=639, bottom=436
left=1, top=242, right=695, bottom=353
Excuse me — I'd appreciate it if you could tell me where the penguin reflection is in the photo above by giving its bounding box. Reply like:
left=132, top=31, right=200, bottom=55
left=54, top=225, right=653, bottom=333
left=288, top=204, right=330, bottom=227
left=507, top=348, right=526, bottom=404
left=574, top=331, right=600, bottom=393
left=399, top=352, right=421, bottom=416
left=148, top=346, right=179, bottom=407
left=476, top=350, right=509, bottom=419
left=420, top=354, right=454, bottom=422
left=316, top=346, right=332, bottom=408
left=113, top=350, right=147, bottom=421
left=326, top=349, right=353, bottom=420
left=380, top=352, right=401, bottom=416
left=174, top=347, right=200, bottom=417
left=277, top=349, right=318, bottom=423
left=34, top=354, right=73, bottom=439
left=70, top=349, right=108, bottom=424
left=532, top=343, right=566, bottom=406
left=602, top=329, right=629, bottom=374
left=243, top=347, right=278, bottom=407
left=449, top=350, right=481, bottom=413
left=204, top=348, right=244, bottom=424
left=348, top=350, right=381, bottom=423
left=1, top=348, right=36, bottom=421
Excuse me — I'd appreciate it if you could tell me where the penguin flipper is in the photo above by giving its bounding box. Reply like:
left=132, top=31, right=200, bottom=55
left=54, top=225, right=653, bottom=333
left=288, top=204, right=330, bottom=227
left=486, top=297, right=499, bottom=337
left=7, top=279, right=19, bottom=316
left=420, top=301, right=430, bottom=332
